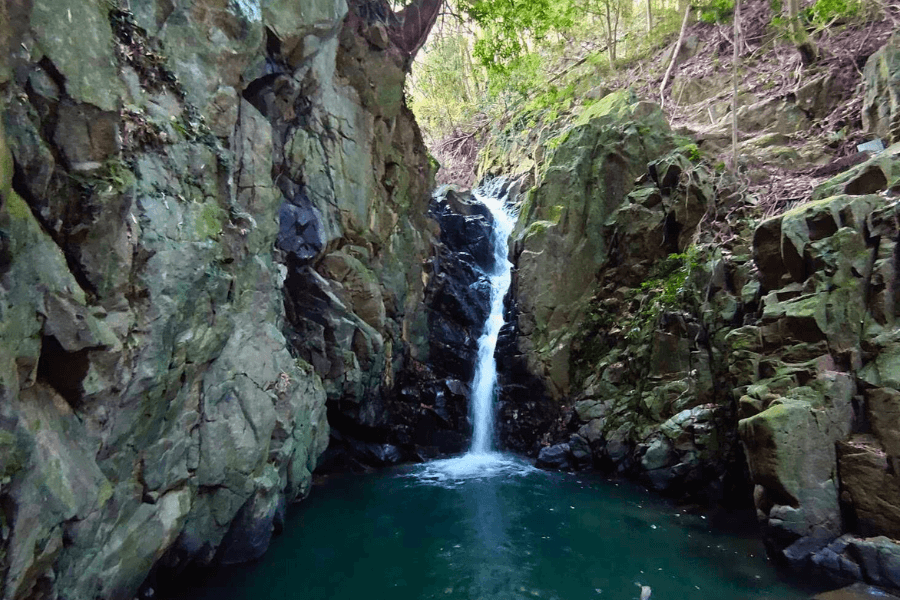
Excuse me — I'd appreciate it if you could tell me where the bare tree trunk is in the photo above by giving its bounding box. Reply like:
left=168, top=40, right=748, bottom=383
left=605, top=1, right=616, bottom=68
left=461, top=38, right=482, bottom=96
left=732, top=0, right=740, bottom=172
left=391, top=0, right=444, bottom=58
left=785, top=0, right=817, bottom=65
left=646, top=0, right=653, bottom=32
left=659, top=2, right=691, bottom=107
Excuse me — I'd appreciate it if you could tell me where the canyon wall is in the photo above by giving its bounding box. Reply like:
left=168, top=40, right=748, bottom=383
left=497, top=38, right=900, bottom=587
left=0, top=0, right=466, bottom=597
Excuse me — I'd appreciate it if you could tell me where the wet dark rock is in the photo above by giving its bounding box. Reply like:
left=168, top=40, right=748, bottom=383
left=277, top=191, right=325, bottom=263
left=429, top=255, right=490, bottom=338
left=568, top=434, right=592, bottom=470
left=812, top=536, right=864, bottom=586
left=350, top=441, right=403, bottom=466
left=317, top=429, right=406, bottom=472
left=783, top=534, right=834, bottom=571
left=425, top=188, right=496, bottom=384
left=216, top=506, right=277, bottom=566
left=310, top=186, right=497, bottom=470
left=431, top=190, right=495, bottom=273
left=216, top=479, right=282, bottom=566
left=646, top=467, right=678, bottom=492
left=848, top=537, right=900, bottom=589
left=495, top=295, right=561, bottom=455
left=536, top=443, right=571, bottom=470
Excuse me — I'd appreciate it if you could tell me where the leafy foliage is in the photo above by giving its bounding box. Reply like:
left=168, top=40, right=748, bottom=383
left=697, top=0, right=735, bottom=24
left=806, top=0, right=863, bottom=25
left=460, top=0, right=574, bottom=75
left=408, top=0, right=692, bottom=142
left=409, top=33, right=482, bottom=133
left=627, top=248, right=702, bottom=342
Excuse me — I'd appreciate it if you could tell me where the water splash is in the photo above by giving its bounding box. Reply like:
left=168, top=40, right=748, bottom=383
left=413, top=453, right=533, bottom=487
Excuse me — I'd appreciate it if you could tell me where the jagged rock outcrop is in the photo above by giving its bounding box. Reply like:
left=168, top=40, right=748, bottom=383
left=733, top=150, right=900, bottom=585
left=320, top=185, right=502, bottom=467
left=0, top=0, right=444, bottom=597
left=508, top=91, right=677, bottom=401
left=492, top=34, right=900, bottom=591
left=863, top=33, right=900, bottom=146
left=501, top=95, right=750, bottom=501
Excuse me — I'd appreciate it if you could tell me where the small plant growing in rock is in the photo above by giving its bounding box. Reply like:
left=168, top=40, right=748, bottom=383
left=682, top=143, right=702, bottom=164
left=628, top=247, right=703, bottom=342
left=274, top=372, right=292, bottom=395
left=67, top=158, right=136, bottom=196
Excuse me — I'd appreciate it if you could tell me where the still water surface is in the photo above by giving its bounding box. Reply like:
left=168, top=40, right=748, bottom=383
left=167, top=455, right=815, bottom=600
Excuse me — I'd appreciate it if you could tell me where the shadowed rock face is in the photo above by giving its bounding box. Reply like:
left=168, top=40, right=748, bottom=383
left=0, top=0, right=443, bottom=596
left=317, top=187, right=498, bottom=469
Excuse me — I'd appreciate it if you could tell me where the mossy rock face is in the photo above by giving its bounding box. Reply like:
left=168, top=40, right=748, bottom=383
left=29, top=0, right=123, bottom=111
left=862, top=33, right=900, bottom=145
left=738, top=380, right=852, bottom=537
left=0, top=1, right=439, bottom=597
left=812, top=145, right=900, bottom=200
left=511, top=92, right=676, bottom=398
left=733, top=188, right=900, bottom=559
left=514, top=79, right=900, bottom=545
left=838, top=436, right=900, bottom=539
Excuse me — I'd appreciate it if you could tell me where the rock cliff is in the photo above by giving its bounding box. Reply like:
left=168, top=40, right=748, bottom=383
left=2, top=0, right=900, bottom=595
left=496, top=36, right=900, bottom=590
left=0, top=0, right=462, bottom=597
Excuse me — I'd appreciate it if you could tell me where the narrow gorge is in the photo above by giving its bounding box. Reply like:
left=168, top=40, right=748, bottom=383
left=1, top=0, right=900, bottom=598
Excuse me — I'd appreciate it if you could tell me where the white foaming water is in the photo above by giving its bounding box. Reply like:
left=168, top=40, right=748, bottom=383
left=469, top=179, right=517, bottom=455
left=413, top=453, right=533, bottom=487
left=412, top=179, right=530, bottom=486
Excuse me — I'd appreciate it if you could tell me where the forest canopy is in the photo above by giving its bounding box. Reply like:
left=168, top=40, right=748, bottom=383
left=403, top=0, right=871, bottom=142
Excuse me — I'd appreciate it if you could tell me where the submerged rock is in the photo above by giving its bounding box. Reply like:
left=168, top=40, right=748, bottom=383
left=815, top=583, right=900, bottom=600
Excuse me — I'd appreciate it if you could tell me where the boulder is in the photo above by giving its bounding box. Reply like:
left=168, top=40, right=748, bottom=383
left=837, top=437, right=900, bottom=538
left=511, top=90, right=676, bottom=401
left=641, top=438, right=676, bottom=471
left=849, top=537, right=900, bottom=589
left=536, top=443, right=572, bottom=470
left=569, top=434, right=593, bottom=469
left=812, top=147, right=900, bottom=201
left=815, top=583, right=900, bottom=600
left=739, top=378, right=853, bottom=538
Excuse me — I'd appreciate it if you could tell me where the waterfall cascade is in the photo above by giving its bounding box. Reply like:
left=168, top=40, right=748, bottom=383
left=415, top=180, right=532, bottom=482
left=468, top=181, right=517, bottom=455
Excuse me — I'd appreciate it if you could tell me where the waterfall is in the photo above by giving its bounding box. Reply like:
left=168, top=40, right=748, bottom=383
left=468, top=181, right=517, bottom=455
left=415, top=180, right=531, bottom=483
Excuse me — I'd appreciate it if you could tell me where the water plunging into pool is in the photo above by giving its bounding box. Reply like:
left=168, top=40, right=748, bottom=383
left=469, top=179, right=516, bottom=454
left=163, top=182, right=816, bottom=600
left=416, top=178, right=532, bottom=483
